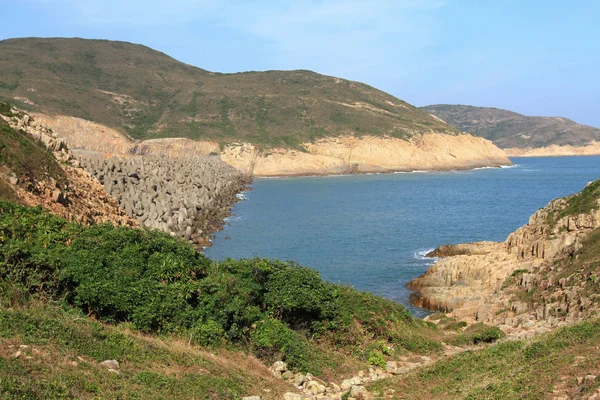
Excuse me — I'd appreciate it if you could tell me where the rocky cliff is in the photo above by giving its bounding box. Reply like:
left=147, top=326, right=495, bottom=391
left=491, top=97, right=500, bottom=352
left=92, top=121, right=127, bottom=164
left=409, top=180, right=600, bottom=337
left=32, top=112, right=512, bottom=176
left=504, top=142, right=600, bottom=157
left=0, top=104, right=135, bottom=226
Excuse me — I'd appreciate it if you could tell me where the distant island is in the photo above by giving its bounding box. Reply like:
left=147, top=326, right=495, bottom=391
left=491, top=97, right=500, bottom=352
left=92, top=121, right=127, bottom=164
left=422, top=104, right=600, bottom=157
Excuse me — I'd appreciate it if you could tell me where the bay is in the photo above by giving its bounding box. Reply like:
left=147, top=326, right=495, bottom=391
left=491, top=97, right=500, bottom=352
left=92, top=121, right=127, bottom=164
left=204, top=156, right=600, bottom=316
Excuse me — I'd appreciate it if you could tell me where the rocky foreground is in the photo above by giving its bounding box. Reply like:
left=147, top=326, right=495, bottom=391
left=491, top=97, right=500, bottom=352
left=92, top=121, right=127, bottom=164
left=79, top=155, right=251, bottom=247
left=409, top=180, right=600, bottom=338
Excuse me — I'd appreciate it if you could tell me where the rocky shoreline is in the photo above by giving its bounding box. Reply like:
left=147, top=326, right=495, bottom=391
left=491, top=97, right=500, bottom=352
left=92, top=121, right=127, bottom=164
left=408, top=182, right=600, bottom=338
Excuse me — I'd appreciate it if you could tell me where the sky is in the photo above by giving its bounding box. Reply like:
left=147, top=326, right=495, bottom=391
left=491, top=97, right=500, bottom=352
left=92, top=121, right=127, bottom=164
left=1, top=0, right=599, bottom=127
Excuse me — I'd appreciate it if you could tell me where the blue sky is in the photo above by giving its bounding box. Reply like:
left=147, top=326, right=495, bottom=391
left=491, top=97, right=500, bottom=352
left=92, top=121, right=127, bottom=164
left=1, top=0, right=599, bottom=126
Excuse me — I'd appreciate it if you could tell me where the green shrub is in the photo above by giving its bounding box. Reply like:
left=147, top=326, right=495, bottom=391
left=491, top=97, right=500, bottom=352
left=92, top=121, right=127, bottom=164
left=368, top=350, right=386, bottom=368
left=251, top=318, right=313, bottom=372
left=193, top=320, right=226, bottom=347
left=453, top=323, right=504, bottom=346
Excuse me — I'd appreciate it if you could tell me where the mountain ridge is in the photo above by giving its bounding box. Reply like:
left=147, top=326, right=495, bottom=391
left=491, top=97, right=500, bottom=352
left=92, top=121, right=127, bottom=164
left=0, top=37, right=458, bottom=148
left=421, top=104, right=600, bottom=152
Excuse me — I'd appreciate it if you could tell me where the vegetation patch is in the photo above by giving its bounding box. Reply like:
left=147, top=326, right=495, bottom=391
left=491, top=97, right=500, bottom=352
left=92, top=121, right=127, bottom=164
left=369, top=318, right=600, bottom=399
left=558, top=179, right=600, bottom=220
left=451, top=323, right=504, bottom=346
left=0, top=202, right=441, bottom=378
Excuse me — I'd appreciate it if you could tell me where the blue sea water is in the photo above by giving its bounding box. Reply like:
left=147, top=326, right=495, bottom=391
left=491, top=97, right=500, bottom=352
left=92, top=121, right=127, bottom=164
left=204, top=156, right=600, bottom=316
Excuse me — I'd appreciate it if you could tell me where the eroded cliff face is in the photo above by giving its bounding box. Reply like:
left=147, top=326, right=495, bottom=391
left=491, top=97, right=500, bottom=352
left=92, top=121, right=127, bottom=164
left=409, top=182, right=600, bottom=338
left=1, top=109, right=136, bottom=226
left=505, top=142, right=600, bottom=157
left=32, top=112, right=512, bottom=176
left=222, top=134, right=512, bottom=176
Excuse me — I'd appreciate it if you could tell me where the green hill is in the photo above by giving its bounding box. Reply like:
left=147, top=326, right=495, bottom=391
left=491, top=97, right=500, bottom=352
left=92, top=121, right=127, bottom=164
left=0, top=38, right=457, bottom=149
left=421, top=104, right=600, bottom=148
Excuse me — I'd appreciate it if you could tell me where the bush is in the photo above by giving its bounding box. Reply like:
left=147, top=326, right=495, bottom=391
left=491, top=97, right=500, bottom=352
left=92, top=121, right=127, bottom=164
left=192, top=319, right=225, bottom=347
left=368, top=350, right=386, bottom=368
left=452, top=323, right=504, bottom=346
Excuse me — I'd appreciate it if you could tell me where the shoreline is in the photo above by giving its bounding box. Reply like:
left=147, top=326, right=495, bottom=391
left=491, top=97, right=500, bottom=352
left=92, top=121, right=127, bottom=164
left=252, top=162, right=514, bottom=179
left=508, top=152, right=600, bottom=158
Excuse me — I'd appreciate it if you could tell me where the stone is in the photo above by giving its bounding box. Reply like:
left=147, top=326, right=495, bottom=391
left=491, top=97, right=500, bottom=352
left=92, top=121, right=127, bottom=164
left=241, top=397, right=261, bottom=400
left=283, top=393, right=303, bottom=400
left=100, top=360, right=119, bottom=370
left=386, top=361, right=398, bottom=374
left=350, top=385, right=368, bottom=397
left=271, top=360, right=287, bottom=373
left=294, top=374, right=306, bottom=386
left=305, top=381, right=320, bottom=395
left=108, top=368, right=120, bottom=374
left=341, top=379, right=354, bottom=390
left=282, top=370, right=295, bottom=380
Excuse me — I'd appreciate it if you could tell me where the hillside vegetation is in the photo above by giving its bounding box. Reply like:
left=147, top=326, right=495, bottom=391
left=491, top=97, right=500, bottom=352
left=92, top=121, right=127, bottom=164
left=370, top=318, right=600, bottom=399
left=421, top=104, right=600, bottom=149
left=0, top=38, right=458, bottom=149
left=0, top=201, right=452, bottom=398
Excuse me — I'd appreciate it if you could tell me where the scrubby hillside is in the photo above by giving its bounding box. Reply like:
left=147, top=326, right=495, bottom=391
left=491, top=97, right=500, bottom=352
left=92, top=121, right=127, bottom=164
left=0, top=202, right=463, bottom=399
left=0, top=38, right=457, bottom=147
left=369, top=318, right=600, bottom=399
left=421, top=104, right=600, bottom=152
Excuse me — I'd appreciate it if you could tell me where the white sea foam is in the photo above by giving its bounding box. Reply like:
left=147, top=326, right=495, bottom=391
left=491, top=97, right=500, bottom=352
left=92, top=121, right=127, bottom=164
left=413, top=248, right=436, bottom=260
left=236, top=193, right=246, bottom=200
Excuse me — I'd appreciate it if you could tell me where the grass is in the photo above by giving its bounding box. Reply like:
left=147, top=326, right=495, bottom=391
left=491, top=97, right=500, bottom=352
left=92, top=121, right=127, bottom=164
left=0, top=289, right=292, bottom=399
left=0, top=38, right=459, bottom=147
left=558, top=179, right=600, bottom=220
left=369, top=318, right=600, bottom=399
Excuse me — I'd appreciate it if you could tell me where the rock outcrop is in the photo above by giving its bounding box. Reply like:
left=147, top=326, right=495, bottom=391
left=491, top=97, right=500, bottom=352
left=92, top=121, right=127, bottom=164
left=409, top=181, right=600, bottom=337
left=0, top=106, right=135, bottom=226
left=222, top=133, right=512, bottom=176
left=505, top=141, right=600, bottom=157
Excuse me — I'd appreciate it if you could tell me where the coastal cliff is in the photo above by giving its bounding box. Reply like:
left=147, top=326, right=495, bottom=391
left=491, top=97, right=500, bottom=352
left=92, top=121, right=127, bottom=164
left=409, top=180, right=600, bottom=337
left=33, top=113, right=512, bottom=176
left=505, top=142, right=600, bottom=157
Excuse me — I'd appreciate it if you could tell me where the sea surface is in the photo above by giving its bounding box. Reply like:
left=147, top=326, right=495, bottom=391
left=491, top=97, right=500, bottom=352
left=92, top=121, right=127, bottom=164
left=204, top=156, right=600, bottom=316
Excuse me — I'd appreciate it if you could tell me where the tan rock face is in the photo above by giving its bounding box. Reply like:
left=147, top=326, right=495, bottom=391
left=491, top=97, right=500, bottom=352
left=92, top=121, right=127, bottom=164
left=409, top=190, right=600, bottom=336
left=222, top=134, right=512, bottom=176
left=31, top=112, right=512, bottom=176
left=1, top=110, right=136, bottom=226
left=31, top=113, right=221, bottom=157
left=505, top=141, right=600, bottom=157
